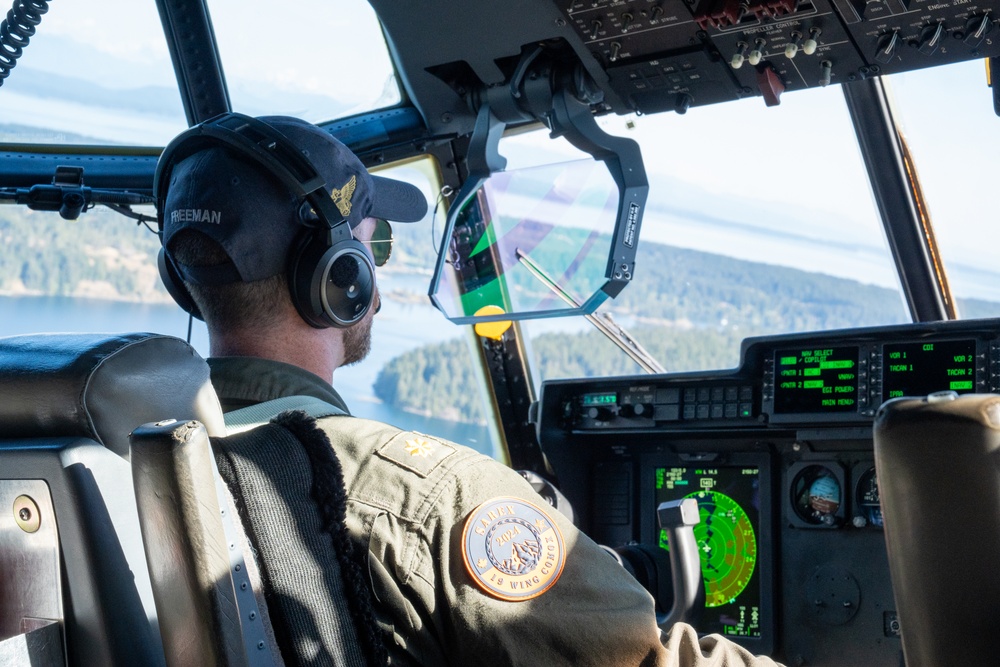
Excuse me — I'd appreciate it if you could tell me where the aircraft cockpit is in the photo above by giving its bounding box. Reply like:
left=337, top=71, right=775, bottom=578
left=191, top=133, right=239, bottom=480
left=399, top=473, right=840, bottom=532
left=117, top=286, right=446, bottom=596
left=2, top=0, right=1000, bottom=665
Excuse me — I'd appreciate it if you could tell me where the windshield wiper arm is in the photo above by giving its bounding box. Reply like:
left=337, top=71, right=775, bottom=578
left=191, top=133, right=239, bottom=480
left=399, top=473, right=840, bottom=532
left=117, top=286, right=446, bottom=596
left=515, top=248, right=666, bottom=374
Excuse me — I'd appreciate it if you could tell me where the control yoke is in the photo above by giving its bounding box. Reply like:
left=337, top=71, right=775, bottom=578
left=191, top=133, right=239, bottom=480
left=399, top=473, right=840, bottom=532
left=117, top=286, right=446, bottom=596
left=656, top=498, right=705, bottom=630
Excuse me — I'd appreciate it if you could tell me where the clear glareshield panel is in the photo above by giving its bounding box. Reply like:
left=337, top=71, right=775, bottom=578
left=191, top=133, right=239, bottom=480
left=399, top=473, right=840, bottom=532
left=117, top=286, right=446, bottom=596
left=430, top=159, right=621, bottom=323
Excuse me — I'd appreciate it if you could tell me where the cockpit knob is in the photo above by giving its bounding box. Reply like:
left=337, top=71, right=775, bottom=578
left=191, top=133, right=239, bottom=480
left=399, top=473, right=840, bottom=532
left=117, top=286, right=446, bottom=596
left=586, top=406, right=616, bottom=421
left=874, top=30, right=899, bottom=64
left=620, top=402, right=653, bottom=418
left=963, top=13, right=993, bottom=47
left=917, top=21, right=945, bottom=55
left=748, top=39, right=766, bottom=66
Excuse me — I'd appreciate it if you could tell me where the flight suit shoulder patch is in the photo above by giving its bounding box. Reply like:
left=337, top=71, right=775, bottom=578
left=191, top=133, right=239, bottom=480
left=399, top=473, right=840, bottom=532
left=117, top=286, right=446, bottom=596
left=461, top=496, right=566, bottom=602
left=375, top=432, right=457, bottom=478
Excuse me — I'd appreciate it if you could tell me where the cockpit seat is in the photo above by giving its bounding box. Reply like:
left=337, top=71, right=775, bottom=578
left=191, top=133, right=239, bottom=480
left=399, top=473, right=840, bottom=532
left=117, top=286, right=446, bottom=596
left=873, top=392, right=1000, bottom=667
left=0, top=332, right=226, bottom=666
left=1, top=331, right=374, bottom=667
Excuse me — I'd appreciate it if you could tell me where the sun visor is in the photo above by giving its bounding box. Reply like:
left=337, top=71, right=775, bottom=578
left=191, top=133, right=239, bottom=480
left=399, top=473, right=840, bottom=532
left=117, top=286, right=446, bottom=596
left=429, top=90, right=648, bottom=325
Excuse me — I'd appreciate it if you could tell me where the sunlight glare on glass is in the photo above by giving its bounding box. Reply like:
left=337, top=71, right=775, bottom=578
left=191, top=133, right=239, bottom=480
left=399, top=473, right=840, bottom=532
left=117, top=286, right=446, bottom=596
left=206, top=0, right=400, bottom=122
left=431, top=159, right=619, bottom=321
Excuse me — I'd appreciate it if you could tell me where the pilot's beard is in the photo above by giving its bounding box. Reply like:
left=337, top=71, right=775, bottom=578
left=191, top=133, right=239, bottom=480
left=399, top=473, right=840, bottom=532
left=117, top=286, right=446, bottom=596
left=341, top=308, right=374, bottom=367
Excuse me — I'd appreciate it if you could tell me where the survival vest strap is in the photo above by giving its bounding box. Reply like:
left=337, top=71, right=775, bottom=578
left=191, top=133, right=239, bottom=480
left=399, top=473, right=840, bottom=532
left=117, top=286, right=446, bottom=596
left=214, top=398, right=388, bottom=667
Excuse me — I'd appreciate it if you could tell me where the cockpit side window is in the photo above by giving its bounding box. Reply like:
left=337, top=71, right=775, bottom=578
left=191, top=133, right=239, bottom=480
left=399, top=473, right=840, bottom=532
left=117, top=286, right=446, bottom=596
left=883, top=61, right=1000, bottom=318
left=206, top=0, right=401, bottom=122
left=0, top=1, right=186, bottom=145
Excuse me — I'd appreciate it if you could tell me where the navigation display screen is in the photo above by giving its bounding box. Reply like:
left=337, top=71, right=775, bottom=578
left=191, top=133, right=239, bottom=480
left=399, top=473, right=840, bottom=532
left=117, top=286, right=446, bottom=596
left=882, top=340, right=976, bottom=401
left=654, top=465, right=762, bottom=638
left=773, top=347, right=859, bottom=414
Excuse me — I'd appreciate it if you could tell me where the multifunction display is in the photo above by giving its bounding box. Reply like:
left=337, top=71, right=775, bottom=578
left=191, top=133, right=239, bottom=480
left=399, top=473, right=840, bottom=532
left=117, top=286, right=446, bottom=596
left=655, top=465, right=762, bottom=638
left=541, top=320, right=1000, bottom=432
left=773, top=347, right=859, bottom=414
left=882, top=340, right=976, bottom=401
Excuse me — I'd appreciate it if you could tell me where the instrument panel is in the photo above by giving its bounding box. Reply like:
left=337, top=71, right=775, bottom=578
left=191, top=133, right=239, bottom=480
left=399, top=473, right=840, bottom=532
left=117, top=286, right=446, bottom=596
left=557, top=0, right=1000, bottom=113
left=536, top=318, right=1000, bottom=666
left=539, top=318, right=999, bottom=433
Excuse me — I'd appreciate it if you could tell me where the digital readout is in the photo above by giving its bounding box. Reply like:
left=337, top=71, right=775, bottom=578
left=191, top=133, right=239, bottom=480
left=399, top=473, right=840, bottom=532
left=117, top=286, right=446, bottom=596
left=882, top=340, right=976, bottom=401
left=773, top=347, right=859, bottom=414
left=581, top=392, right=617, bottom=406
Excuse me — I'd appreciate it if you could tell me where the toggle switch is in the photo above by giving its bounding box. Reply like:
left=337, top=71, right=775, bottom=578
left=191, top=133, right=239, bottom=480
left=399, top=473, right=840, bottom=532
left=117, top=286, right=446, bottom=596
left=803, top=28, right=821, bottom=55
left=590, top=19, right=603, bottom=40
left=731, top=41, right=749, bottom=69
left=819, top=60, right=833, bottom=86
left=785, top=31, right=803, bottom=58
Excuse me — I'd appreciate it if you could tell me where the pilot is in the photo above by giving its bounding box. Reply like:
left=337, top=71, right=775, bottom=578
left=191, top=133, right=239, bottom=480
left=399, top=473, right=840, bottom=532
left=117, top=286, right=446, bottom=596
left=158, top=113, right=783, bottom=667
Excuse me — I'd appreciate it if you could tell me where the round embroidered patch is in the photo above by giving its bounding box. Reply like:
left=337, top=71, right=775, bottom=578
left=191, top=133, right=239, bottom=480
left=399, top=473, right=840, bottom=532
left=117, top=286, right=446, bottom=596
left=461, top=496, right=566, bottom=601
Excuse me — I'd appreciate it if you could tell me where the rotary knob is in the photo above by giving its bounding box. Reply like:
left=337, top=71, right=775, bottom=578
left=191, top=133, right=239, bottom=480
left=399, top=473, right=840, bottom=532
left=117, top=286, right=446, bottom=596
left=586, top=406, right=616, bottom=421
left=619, top=402, right=654, bottom=418
left=874, top=30, right=899, bottom=64
left=917, top=21, right=945, bottom=55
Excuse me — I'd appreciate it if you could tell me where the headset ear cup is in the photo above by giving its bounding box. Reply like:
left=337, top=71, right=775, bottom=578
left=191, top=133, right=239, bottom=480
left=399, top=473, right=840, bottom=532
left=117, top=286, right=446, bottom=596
left=158, top=248, right=205, bottom=321
left=288, top=230, right=375, bottom=329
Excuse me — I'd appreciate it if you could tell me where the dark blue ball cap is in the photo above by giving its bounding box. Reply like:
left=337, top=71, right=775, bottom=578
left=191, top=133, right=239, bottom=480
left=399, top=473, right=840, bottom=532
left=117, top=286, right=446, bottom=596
left=161, top=114, right=428, bottom=284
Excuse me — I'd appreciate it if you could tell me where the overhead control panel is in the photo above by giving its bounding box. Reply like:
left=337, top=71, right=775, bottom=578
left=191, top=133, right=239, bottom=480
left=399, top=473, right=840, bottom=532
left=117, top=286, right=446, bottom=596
left=558, top=0, right=1000, bottom=112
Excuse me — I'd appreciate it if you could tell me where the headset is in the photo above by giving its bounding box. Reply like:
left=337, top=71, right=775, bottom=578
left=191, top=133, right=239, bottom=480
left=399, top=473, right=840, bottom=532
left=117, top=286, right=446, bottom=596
left=154, top=112, right=376, bottom=329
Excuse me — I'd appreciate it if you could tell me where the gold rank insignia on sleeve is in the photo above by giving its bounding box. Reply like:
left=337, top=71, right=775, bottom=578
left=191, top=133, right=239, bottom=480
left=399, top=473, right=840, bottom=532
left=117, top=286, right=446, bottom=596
left=376, top=432, right=456, bottom=477
left=461, top=496, right=566, bottom=602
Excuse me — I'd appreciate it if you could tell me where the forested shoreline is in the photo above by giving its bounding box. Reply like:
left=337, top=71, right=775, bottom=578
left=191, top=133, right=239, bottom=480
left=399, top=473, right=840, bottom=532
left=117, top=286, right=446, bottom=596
left=4, top=204, right=999, bottom=427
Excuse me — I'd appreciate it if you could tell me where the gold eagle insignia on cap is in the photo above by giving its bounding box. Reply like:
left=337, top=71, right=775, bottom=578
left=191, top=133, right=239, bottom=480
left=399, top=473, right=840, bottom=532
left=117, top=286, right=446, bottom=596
left=330, top=175, right=357, bottom=217
left=461, top=496, right=566, bottom=602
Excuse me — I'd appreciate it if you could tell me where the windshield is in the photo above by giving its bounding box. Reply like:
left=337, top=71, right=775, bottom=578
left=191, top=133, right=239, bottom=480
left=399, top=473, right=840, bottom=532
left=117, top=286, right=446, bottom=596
left=504, top=83, right=911, bottom=382
left=0, top=0, right=399, bottom=144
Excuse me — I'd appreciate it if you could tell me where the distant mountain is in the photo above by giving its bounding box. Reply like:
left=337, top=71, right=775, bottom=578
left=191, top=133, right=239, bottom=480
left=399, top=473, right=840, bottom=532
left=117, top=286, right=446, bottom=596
left=0, top=122, right=110, bottom=145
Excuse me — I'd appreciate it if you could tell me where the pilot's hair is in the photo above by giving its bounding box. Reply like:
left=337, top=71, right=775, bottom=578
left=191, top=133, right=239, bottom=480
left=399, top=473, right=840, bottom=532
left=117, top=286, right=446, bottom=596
left=168, top=229, right=289, bottom=330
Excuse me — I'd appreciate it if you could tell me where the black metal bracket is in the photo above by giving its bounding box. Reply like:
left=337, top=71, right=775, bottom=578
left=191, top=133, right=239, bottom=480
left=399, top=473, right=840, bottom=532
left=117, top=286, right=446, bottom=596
left=155, top=0, right=231, bottom=126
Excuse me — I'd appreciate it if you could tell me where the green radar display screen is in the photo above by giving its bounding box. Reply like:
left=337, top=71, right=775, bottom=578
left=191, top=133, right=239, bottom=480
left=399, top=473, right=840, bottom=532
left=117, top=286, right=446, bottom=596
left=773, top=347, right=859, bottom=414
left=655, top=465, right=761, bottom=638
left=882, top=340, right=976, bottom=402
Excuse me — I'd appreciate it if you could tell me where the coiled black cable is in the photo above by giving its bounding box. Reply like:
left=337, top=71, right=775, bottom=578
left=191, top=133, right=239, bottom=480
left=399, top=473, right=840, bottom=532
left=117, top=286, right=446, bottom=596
left=0, top=0, right=49, bottom=87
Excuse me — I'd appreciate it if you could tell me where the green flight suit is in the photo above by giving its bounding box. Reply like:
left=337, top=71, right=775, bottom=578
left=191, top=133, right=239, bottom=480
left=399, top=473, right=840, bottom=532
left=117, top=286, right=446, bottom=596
left=209, top=356, right=783, bottom=667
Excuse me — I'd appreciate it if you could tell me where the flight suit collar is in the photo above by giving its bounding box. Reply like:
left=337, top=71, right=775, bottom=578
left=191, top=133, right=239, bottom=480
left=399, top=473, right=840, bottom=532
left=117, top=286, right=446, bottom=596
left=207, top=356, right=350, bottom=415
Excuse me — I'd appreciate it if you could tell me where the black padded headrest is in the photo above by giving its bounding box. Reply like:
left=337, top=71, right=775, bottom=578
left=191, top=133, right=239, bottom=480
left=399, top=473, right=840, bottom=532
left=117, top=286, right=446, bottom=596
left=0, top=332, right=225, bottom=458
